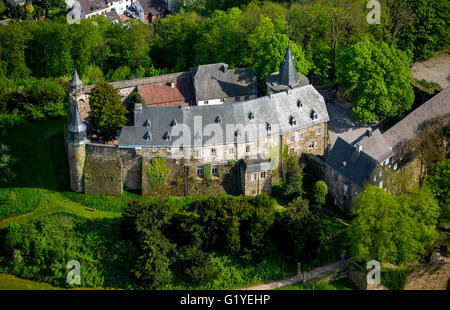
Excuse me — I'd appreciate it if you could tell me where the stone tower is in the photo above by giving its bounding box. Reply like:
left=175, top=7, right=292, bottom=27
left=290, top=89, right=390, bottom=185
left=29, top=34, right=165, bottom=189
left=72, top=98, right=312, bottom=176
left=265, top=44, right=310, bottom=95
left=67, top=70, right=88, bottom=193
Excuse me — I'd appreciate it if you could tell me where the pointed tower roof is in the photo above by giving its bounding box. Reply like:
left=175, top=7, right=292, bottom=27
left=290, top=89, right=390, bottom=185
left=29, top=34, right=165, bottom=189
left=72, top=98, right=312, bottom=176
left=69, top=69, right=83, bottom=90
left=68, top=102, right=86, bottom=133
left=278, top=44, right=299, bottom=87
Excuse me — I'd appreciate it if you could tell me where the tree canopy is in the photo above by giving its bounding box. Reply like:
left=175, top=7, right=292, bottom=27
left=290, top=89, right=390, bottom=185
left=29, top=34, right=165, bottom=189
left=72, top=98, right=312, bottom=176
left=337, top=36, right=415, bottom=123
left=89, top=80, right=127, bottom=141
left=350, top=186, right=439, bottom=265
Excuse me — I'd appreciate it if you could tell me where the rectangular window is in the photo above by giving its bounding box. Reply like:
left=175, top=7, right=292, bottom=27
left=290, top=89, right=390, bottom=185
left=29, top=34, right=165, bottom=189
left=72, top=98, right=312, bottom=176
left=309, top=141, right=315, bottom=149
left=229, top=147, right=234, bottom=155
left=204, top=100, right=209, bottom=105
left=197, top=167, right=203, bottom=176
left=152, top=147, right=158, bottom=152
left=290, top=135, right=295, bottom=142
left=220, top=98, right=224, bottom=103
left=212, top=166, right=219, bottom=176
left=211, top=148, right=216, bottom=156
left=244, top=96, right=249, bottom=100
left=193, top=150, right=200, bottom=158
left=263, top=143, right=268, bottom=150
left=167, top=147, right=172, bottom=152
left=251, top=173, right=257, bottom=181
left=300, top=132, right=305, bottom=140
left=246, top=145, right=251, bottom=153
left=261, top=171, right=266, bottom=178
left=235, top=97, right=240, bottom=102
left=317, top=127, right=322, bottom=135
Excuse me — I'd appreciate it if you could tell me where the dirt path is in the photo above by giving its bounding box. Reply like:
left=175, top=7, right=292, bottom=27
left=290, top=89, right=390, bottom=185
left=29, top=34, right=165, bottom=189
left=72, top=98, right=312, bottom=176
left=412, top=53, right=450, bottom=89
left=239, top=260, right=348, bottom=290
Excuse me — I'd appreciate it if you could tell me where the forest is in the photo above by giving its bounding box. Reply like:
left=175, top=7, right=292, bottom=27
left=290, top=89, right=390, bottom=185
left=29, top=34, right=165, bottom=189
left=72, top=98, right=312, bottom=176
left=0, top=0, right=449, bottom=133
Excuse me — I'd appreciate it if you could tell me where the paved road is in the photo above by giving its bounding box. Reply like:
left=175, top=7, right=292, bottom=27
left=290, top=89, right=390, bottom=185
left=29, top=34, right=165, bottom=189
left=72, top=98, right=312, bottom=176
left=239, top=260, right=348, bottom=290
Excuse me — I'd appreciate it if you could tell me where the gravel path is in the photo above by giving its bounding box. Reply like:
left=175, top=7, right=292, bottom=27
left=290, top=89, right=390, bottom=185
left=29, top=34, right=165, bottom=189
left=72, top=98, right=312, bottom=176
left=412, top=53, right=450, bottom=89
left=239, top=260, right=348, bottom=290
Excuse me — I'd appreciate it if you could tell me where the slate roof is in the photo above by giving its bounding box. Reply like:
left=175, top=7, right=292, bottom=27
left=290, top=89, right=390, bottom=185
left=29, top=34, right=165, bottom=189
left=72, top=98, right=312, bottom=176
left=68, top=102, right=87, bottom=133
left=383, top=87, right=450, bottom=149
left=79, top=0, right=107, bottom=15
left=326, top=137, right=379, bottom=187
left=240, top=159, right=273, bottom=173
left=278, top=45, right=299, bottom=86
left=137, top=78, right=195, bottom=106
left=118, top=84, right=329, bottom=148
left=355, top=129, right=393, bottom=163
left=190, top=63, right=258, bottom=101
left=69, top=69, right=82, bottom=89
left=137, top=0, right=168, bottom=16
left=105, top=10, right=121, bottom=23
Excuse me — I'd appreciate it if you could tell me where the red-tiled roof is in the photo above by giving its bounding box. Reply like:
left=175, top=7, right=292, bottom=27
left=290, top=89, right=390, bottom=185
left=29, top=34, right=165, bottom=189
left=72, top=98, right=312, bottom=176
left=137, top=78, right=195, bottom=106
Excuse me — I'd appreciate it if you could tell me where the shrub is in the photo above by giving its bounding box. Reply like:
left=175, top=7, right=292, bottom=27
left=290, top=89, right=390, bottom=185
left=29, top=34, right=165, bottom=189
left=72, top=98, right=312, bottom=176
left=381, top=268, right=410, bottom=290
left=312, top=180, right=328, bottom=210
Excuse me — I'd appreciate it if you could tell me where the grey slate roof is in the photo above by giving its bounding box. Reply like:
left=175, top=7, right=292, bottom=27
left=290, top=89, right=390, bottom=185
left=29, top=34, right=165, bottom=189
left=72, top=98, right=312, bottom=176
left=69, top=69, right=83, bottom=89
left=190, top=63, right=258, bottom=101
left=355, top=129, right=393, bottom=163
left=240, top=159, right=273, bottom=173
left=118, top=84, right=329, bottom=148
left=383, top=87, right=450, bottom=149
left=278, top=45, right=299, bottom=86
left=68, top=102, right=87, bottom=133
left=326, top=137, right=379, bottom=187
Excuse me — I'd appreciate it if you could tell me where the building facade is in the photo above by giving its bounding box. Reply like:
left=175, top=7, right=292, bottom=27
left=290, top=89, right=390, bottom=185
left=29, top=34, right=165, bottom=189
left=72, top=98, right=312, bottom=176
left=67, top=46, right=330, bottom=196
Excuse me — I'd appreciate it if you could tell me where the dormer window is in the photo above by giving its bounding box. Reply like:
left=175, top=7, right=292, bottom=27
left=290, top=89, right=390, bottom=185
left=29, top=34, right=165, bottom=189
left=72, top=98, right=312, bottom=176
left=341, top=161, right=347, bottom=168
left=297, top=99, right=303, bottom=108
left=266, top=123, right=271, bottom=132
left=248, top=112, right=254, bottom=120
left=163, top=132, right=171, bottom=141
left=235, top=129, right=241, bottom=137
left=289, top=116, right=296, bottom=126
left=170, top=119, right=177, bottom=127
left=311, top=110, right=318, bottom=120
left=143, top=131, right=152, bottom=141
left=215, top=116, right=222, bottom=124
left=144, top=120, right=151, bottom=128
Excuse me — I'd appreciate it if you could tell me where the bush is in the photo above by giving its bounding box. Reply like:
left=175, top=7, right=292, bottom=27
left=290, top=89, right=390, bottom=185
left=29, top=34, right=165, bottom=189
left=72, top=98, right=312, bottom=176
left=0, top=214, right=136, bottom=288
left=381, top=268, right=410, bottom=290
left=0, top=188, right=42, bottom=219
left=312, top=180, right=328, bottom=210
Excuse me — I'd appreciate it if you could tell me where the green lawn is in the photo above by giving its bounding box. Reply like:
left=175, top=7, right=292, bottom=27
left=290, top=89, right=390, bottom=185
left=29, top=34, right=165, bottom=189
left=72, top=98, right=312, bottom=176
left=0, top=274, right=63, bottom=290
left=275, top=278, right=359, bottom=290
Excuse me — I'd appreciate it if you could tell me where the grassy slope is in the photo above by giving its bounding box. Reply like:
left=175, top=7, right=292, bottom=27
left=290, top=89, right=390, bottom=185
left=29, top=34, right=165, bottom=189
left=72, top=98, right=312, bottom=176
left=276, top=278, right=359, bottom=290
left=0, top=274, right=63, bottom=290
left=0, top=120, right=350, bottom=290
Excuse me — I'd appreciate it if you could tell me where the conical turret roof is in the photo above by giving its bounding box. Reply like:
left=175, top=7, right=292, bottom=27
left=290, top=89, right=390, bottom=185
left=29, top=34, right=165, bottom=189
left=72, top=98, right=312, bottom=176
left=69, top=69, right=83, bottom=89
left=278, top=44, right=299, bottom=87
left=68, top=102, right=86, bottom=133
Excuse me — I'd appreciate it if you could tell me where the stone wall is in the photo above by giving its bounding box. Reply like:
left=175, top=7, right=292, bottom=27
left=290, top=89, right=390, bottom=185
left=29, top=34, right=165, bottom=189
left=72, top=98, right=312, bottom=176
left=305, top=153, right=360, bottom=213
left=241, top=169, right=272, bottom=196
left=84, top=144, right=123, bottom=195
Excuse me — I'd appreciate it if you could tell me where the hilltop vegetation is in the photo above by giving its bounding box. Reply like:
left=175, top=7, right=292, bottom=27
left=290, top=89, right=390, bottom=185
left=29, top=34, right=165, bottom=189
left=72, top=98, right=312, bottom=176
left=1, top=0, right=448, bottom=133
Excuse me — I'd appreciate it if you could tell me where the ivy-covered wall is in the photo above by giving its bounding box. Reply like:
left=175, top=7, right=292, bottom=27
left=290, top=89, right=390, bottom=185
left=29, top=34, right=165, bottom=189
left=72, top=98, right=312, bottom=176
left=84, top=144, right=122, bottom=195
left=141, top=157, right=185, bottom=196
left=141, top=157, right=240, bottom=196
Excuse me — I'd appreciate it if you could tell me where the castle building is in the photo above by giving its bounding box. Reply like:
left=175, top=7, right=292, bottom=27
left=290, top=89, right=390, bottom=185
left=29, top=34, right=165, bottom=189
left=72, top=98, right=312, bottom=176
left=67, top=46, right=331, bottom=196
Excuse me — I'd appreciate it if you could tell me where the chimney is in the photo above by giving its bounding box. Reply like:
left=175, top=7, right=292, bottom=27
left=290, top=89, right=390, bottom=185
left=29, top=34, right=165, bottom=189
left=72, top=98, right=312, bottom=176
left=356, top=144, right=362, bottom=152
left=341, top=161, right=347, bottom=168
left=170, top=82, right=175, bottom=88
